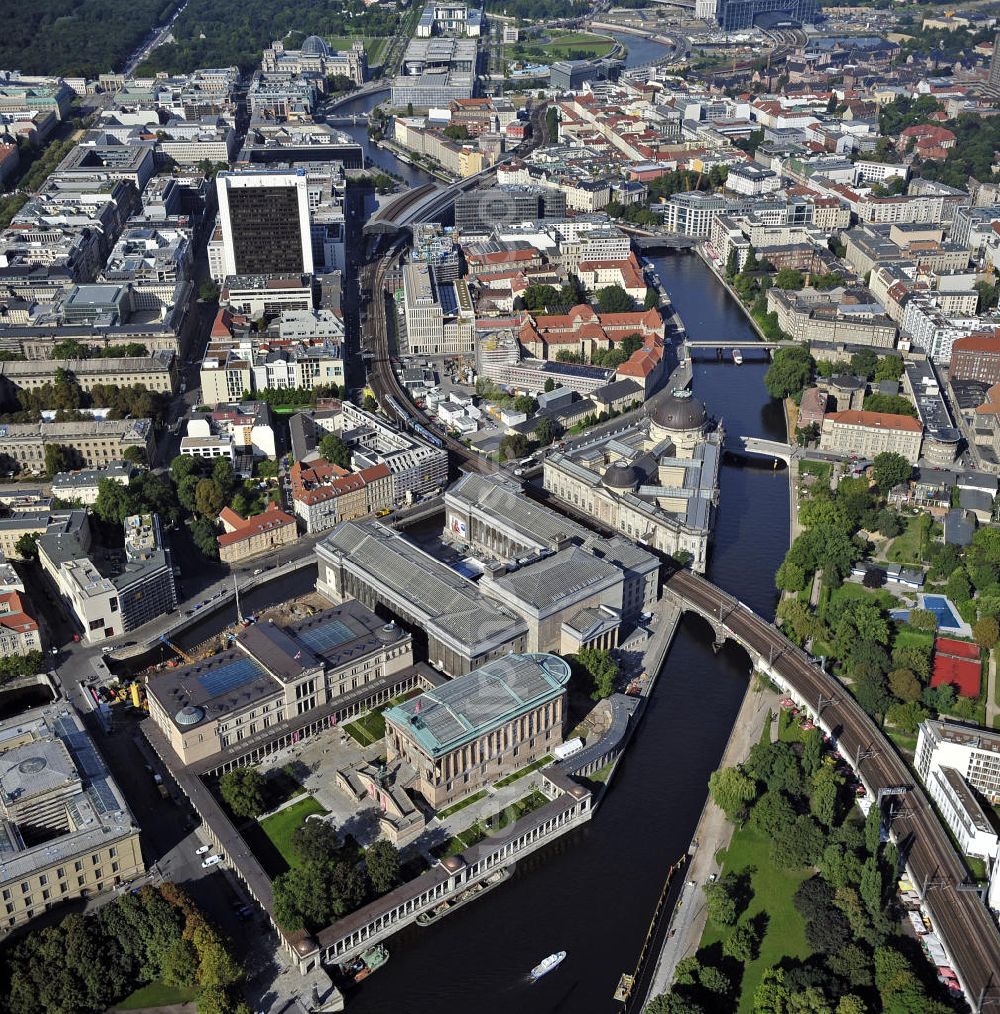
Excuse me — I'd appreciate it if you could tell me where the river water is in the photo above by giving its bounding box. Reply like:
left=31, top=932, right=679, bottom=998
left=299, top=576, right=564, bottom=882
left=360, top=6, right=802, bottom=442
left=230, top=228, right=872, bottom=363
left=345, top=253, right=790, bottom=1013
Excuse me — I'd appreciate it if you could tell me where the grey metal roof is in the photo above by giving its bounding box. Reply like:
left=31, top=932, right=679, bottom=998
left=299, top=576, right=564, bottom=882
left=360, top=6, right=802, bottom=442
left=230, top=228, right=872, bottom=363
left=320, top=521, right=525, bottom=649
left=492, top=546, right=621, bottom=611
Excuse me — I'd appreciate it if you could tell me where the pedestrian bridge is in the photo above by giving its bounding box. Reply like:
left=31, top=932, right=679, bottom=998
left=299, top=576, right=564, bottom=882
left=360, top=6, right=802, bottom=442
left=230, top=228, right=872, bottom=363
left=661, top=567, right=1000, bottom=1007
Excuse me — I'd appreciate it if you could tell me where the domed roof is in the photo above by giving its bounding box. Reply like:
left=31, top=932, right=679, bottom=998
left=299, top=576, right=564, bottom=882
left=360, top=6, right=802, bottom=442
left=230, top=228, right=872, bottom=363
left=301, top=35, right=330, bottom=56
left=650, top=389, right=707, bottom=432
left=603, top=459, right=639, bottom=490
left=376, top=620, right=402, bottom=642
left=175, top=705, right=206, bottom=727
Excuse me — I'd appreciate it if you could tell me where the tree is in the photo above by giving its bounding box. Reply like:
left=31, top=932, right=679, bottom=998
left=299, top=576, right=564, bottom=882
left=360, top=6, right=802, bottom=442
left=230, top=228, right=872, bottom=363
left=535, top=416, right=555, bottom=446
left=365, top=839, right=401, bottom=895
left=513, top=395, right=537, bottom=415
left=974, top=615, right=1000, bottom=649
left=171, top=454, right=201, bottom=484
left=94, top=478, right=138, bottom=525
left=764, top=345, right=813, bottom=400
left=594, top=284, right=634, bottom=313
left=544, top=378, right=555, bottom=393
left=218, top=767, right=266, bottom=819
left=292, top=819, right=338, bottom=866
left=500, top=433, right=530, bottom=462
left=850, top=348, right=879, bottom=380
left=908, top=608, right=938, bottom=633
left=161, top=937, right=199, bottom=988
left=875, top=509, right=904, bottom=538
left=577, top=647, right=618, bottom=700
left=855, top=668, right=893, bottom=721
left=122, top=445, right=146, bottom=465
left=724, top=919, right=762, bottom=962
left=703, top=874, right=746, bottom=926
left=750, top=790, right=797, bottom=838
left=772, top=814, right=825, bottom=867
left=44, top=442, right=75, bottom=476
left=809, top=765, right=842, bottom=827
left=523, top=283, right=560, bottom=311
left=873, top=355, right=904, bottom=382
left=644, top=287, right=659, bottom=310
left=871, top=452, right=911, bottom=493
left=319, top=433, right=352, bottom=469
left=862, top=567, right=886, bottom=589
left=195, top=478, right=226, bottom=519
left=775, top=560, right=807, bottom=593
left=774, top=268, right=804, bottom=290
left=888, top=668, right=921, bottom=702
left=14, top=531, right=39, bottom=561
left=708, top=766, right=758, bottom=822
left=364, top=394, right=379, bottom=413
left=725, top=247, right=740, bottom=279
left=945, top=567, right=973, bottom=607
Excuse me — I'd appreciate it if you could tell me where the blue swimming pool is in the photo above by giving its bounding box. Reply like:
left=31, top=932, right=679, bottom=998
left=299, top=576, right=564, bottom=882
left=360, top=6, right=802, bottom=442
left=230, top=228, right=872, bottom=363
left=921, top=595, right=962, bottom=629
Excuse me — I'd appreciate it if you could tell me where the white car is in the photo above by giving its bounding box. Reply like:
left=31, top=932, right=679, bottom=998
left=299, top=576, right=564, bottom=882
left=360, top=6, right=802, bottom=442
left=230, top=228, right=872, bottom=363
left=201, top=854, right=223, bottom=868
left=195, top=844, right=212, bottom=856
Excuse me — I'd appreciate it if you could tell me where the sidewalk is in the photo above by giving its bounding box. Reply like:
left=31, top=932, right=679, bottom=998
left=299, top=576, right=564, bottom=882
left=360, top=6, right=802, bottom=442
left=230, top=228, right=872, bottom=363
left=643, top=680, right=778, bottom=1006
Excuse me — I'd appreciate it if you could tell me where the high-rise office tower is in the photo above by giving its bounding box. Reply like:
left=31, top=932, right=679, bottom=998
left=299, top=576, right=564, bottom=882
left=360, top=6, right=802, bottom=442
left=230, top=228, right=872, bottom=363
left=216, top=169, right=313, bottom=278
left=990, top=33, right=1000, bottom=90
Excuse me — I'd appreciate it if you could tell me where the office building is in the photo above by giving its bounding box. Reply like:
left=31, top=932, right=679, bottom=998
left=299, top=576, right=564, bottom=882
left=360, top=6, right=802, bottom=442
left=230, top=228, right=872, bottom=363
left=454, top=185, right=566, bottom=231
left=950, top=331, right=1000, bottom=386
left=384, top=652, right=569, bottom=809
left=990, top=33, right=1000, bottom=91
left=415, top=2, right=484, bottom=37
left=51, top=462, right=135, bottom=506
left=391, top=38, right=479, bottom=108
left=38, top=513, right=176, bottom=644
left=706, top=0, right=817, bottom=30
left=402, top=261, right=475, bottom=356
left=291, top=461, right=394, bottom=534
left=216, top=170, right=313, bottom=278
left=819, top=410, right=924, bottom=464
left=0, top=702, right=144, bottom=934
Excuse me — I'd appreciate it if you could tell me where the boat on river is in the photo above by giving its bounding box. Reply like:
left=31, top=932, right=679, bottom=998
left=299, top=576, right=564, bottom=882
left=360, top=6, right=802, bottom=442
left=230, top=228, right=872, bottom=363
left=416, top=866, right=514, bottom=926
left=342, top=944, right=389, bottom=984
left=530, top=951, right=566, bottom=980
left=732, top=349, right=743, bottom=365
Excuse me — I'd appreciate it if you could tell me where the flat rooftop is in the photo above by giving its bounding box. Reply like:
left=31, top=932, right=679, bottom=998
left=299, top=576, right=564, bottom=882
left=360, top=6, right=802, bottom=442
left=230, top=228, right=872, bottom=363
left=384, top=652, right=570, bottom=758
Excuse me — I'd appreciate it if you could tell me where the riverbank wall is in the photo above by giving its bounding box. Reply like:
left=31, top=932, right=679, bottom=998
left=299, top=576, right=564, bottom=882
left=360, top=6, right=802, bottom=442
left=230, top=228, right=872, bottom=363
left=694, top=244, right=769, bottom=343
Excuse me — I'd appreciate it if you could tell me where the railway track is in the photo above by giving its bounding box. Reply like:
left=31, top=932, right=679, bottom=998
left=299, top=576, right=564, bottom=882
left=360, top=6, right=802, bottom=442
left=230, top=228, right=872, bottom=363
left=668, top=569, right=1000, bottom=1008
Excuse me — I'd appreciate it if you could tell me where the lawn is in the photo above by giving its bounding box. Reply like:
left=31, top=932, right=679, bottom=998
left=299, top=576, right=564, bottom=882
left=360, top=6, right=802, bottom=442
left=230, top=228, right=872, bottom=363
left=432, top=820, right=487, bottom=859
left=259, top=796, right=327, bottom=870
left=494, top=754, right=552, bottom=787
left=703, top=824, right=811, bottom=1013
left=320, top=35, right=388, bottom=64
left=437, top=789, right=487, bottom=819
left=590, top=760, right=615, bottom=783
left=886, top=516, right=937, bottom=565
left=344, top=710, right=386, bottom=746
left=510, top=29, right=616, bottom=63
left=114, top=981, right=198, bottom=1010
left=825, top=582, right=897, bottom=614
left=777, top=708, right=805, bottom=743
left=893, top=627, right=934, bottom=652
left=798, top=459, right=832, bottom=484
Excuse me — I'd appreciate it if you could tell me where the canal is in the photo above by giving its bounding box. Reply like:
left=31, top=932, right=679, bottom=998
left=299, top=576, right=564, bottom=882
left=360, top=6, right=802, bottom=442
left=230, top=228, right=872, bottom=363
left=346, top=252, right=790, bottom=1013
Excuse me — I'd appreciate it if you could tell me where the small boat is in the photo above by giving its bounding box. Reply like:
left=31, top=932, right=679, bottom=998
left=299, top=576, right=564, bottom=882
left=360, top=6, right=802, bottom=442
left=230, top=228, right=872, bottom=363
left=343, top=943, right=389, bottom=984
left=531, top=951, right=567, bottom=980
left=732, top=349, right=744, bottom=365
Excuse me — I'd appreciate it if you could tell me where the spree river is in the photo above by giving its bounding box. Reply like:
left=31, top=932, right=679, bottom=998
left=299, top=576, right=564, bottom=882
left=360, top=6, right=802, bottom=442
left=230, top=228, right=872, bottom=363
left=346, top=253, right=790, bottom=1013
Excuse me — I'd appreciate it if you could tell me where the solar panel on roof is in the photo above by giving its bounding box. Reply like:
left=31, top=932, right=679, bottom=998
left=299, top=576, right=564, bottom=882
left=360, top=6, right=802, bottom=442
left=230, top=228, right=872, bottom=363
left=196, top=658, right=265, bottom=697
left=89, top=778, right=118, bottom=814
left=297, top=619, right=355, bottom=655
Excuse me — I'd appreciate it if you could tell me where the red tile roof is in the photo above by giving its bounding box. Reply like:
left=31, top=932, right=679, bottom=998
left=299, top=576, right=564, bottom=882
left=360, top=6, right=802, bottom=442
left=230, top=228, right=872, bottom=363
left=827, top=410, right=922, bottom=432
left=216, top=503, right=295, bottom=548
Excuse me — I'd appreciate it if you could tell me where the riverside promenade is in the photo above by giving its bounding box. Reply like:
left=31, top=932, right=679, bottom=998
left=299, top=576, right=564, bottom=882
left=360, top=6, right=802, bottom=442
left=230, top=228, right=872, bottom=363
left=643, top=677, right=778, bottom=1007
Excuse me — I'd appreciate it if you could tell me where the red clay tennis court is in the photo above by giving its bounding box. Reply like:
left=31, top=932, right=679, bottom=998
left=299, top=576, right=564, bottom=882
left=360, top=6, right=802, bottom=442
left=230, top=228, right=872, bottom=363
left=930, top=637, right=982, bottom=698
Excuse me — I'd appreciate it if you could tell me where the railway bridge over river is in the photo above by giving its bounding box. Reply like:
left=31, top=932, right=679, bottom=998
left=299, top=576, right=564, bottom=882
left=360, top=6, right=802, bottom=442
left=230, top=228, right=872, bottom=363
left=662, top=568, right=1000, bottom=1010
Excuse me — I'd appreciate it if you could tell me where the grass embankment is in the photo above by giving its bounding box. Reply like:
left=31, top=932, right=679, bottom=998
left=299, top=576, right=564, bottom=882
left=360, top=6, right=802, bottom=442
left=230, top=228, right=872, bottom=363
left=703, top=825, right=811, bottom=1013
left=494, top=754, right=552, bottom=787
left=885, top=515, right=937, bottom=565
left=114, top=981, right=199, bottom=1009
left=509, top=29, right=616, bottom=63
left=798, top=459, right=832, bottom=484
left=259, top=796, right=328, bottom=870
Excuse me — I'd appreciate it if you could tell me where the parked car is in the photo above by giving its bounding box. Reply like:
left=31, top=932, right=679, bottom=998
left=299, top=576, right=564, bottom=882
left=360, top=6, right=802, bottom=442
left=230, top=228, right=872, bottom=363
left=201, top=855, right=223, bottom=868
left=195, top=844, right=212, bottom=855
